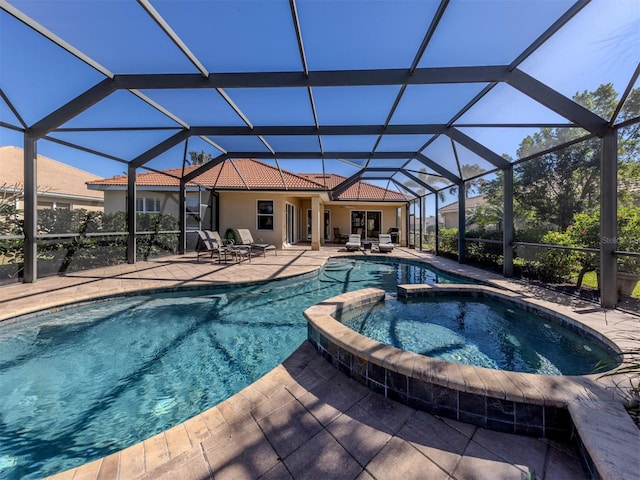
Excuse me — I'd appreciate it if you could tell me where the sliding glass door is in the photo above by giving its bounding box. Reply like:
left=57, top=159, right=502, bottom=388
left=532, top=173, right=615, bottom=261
left=351, top=210, right=381, bottom=240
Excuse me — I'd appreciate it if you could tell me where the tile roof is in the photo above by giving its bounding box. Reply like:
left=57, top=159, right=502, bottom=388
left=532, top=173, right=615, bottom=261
left=88, top=158, right=323, bottom=190
left=298, top=173, right=407, bottom=201
left=0, top=146, right=103, bottom=199
left=89, top=159, right=407, bottom=201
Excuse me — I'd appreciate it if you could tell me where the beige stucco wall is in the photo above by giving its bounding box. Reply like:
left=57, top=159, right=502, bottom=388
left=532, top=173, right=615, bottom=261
left=102, top=189, right=407, bottom=247
left=17, top=194, right=103, bottom=213
left=219, top=191, right=289, bottom=248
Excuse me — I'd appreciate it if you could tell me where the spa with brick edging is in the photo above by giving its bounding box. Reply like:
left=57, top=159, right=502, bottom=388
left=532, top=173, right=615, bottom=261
left=304, top=284, right=639, bottom=479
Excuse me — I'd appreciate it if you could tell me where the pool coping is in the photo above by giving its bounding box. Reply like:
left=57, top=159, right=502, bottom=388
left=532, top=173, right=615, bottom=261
left=303, top=284, right=640, bottom=479
left=304, top=285, right=637, bottom=434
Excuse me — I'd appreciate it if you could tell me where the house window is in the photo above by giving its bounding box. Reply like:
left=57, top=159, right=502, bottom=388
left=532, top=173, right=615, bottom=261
left=257, top=200, right=274, bottom=230
left=136, top=197, right=161, bottom=213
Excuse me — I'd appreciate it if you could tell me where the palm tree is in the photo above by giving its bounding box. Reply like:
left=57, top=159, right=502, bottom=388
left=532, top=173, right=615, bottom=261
left=188, top=150, right=214, bottom=166
left=449, top=163, right=485, bottom=198
left=404, top=167, right=446, bottom=201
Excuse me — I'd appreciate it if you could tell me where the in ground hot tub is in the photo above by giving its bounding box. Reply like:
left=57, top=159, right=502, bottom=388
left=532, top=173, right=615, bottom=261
left=304, top=284, right=625, bottom=439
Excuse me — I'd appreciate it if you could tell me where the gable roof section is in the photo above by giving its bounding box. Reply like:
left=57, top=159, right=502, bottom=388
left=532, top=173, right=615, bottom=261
left=1, top=146, right=103, bottom=200
left=298, top=173, right=406, bottom=201
left=89, top=159, right=407, bottom=201
left=88, top=158, right=323, bottom=190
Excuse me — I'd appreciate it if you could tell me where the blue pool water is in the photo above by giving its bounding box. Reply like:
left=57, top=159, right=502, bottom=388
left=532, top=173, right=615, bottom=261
left=341, top=296, right=617, bottom=375
left=0, top=257, right=460, bottom=479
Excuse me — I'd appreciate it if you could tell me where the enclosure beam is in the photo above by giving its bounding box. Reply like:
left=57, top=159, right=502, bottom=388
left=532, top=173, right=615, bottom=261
left=331, top=171, right=363, bottom=198
left=29, top=79, right=118, bottom=138
left=600, top=130, right=618, bottom=308
left=446, top=128, right=510, bottom=169
left=458, top=183, right=466, bottom=263
left=127, top=165, right=137, bottom=264
left=503, top=166, right=514, bottom=277
left=401, top=171, right=438, bottom=195
left=192, top=124, right=448, bottom=136
left=179, top=181, right=186, bottom=255
left=507, top=69, right=609, bottom=137
left=419, top=195, right=424, bottom=252
left=22, top=134, right=37, bottom=283
left=129, top=130, right=190, bottom=169
left=114, top=66, right=510, bottom=90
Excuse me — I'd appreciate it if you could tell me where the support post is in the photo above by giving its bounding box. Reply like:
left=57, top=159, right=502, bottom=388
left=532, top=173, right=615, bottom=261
left=311, top=196, right=321, bottom=251
left=503, top=166, right=514, bottom=277
left=419, top=195, right=424, bottom=251
left=458, top=183, right=466, bottom=263
left=179, top=181, right=186, bottom=255
left=23, top=135, right=37, bottom=283
left=127, top=165, right=137, bottom=264
left=600, top=129, right=618, bottom=308
left=400, top=203, right=407, bottom=247
left=435, top=194, right=439, bottom=255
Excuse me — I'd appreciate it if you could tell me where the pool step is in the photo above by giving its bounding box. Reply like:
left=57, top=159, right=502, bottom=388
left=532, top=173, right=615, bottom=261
left=568, top=399, right=639, bottom=480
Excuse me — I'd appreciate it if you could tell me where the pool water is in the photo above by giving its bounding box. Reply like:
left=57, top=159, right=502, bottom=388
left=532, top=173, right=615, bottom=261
left=341, top=296, right=617, bottom=375
left=0, top=257, right=460, bottom=479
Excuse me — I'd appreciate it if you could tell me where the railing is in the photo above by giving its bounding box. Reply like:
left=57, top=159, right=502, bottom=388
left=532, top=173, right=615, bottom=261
left=0, top=231, right=181, bottom=283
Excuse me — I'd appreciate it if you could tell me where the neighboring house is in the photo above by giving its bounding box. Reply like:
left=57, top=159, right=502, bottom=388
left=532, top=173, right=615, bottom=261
left=1, top=146, right=104, bottom=212
left=439, top=195, right=486, bottom=229
left=87, top=158, right=408, bottom=249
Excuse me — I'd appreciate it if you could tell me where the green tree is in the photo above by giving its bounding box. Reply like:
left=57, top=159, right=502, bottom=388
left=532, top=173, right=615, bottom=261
left=188, top=150, right=214, bottom=166
left=480, top=84, right=640, bottom=231
left=449, top=163, right=486, bottom=198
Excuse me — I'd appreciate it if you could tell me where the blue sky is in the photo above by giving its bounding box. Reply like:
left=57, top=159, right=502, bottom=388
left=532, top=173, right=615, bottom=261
left=1, top=0, right=638, bottom=185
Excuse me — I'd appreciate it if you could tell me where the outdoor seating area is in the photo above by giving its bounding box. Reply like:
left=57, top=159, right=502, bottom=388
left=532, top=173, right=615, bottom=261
left=236, top=228, right=277, bottom=257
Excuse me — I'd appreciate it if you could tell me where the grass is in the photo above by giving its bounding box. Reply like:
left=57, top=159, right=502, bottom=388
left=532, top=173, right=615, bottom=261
left=580, top=271, right=640, bottom=298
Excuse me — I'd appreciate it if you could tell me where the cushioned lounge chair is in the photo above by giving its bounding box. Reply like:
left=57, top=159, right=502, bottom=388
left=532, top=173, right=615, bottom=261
left=345, top=234, right=361, bottom=252
left=376, top=233, right=394, bottom=253
left=236, top=228, right=277, bottom=257
left=196, top=230, right=223, bottom=262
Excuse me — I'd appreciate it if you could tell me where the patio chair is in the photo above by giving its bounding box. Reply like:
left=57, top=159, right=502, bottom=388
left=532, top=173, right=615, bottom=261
left=345, top=234, right=362, bottom=252
left=196, top=230, right=223, bottom=262
left=333, top=227, right=349, bottom=243
left=236, top=228, right=277, bottom=257
left=376, top=233, right=394, bottom=253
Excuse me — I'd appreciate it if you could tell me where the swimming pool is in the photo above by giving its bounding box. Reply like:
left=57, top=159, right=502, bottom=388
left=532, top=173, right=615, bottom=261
left=0, top=257, right=461, bottom=480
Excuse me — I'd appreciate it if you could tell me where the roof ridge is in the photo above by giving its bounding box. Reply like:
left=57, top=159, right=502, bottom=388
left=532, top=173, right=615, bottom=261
left=239, top=159, right=329, bottom=188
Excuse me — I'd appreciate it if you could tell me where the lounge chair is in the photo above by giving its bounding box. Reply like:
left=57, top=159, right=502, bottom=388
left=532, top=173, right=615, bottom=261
left=196, top=230, right=223, bottom=262
left=345, top=234, right=361, bottom=252
left=376, top=233, right=394, bottom=253
left=236, top=228, right=277, bottom=257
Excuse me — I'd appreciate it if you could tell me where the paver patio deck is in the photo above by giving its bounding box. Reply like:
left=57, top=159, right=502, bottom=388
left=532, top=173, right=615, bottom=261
left=0, top=245, right=636, bottom=479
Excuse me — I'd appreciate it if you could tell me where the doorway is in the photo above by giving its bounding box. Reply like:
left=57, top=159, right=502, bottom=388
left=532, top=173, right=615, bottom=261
left=351, top=210, right=381, bottom=240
